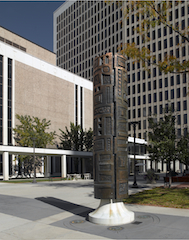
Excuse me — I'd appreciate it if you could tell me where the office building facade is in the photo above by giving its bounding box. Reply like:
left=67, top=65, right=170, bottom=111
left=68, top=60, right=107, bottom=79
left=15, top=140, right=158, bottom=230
left=54, top=1, right=189, bottom=172
left=54, top=1, right=189, bottom=138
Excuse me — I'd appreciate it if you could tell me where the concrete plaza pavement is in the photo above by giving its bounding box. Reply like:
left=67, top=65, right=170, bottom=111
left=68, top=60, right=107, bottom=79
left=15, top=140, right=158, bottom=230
left=0, top=176, right=189, bottom=239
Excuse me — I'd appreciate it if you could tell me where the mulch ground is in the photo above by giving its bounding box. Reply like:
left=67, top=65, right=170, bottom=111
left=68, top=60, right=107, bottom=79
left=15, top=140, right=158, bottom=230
left=175, top=183, right=189, bottom=188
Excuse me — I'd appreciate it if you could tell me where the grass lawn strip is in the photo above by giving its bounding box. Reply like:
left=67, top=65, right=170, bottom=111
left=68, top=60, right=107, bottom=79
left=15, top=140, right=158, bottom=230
left=124, top=187, right=189, bottom=209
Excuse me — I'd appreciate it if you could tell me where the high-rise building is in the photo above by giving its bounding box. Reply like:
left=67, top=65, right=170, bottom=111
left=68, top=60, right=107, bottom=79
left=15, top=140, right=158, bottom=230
left=54, top=1, right=189, bottom=171
left=53, top=1, right=125, bottom=82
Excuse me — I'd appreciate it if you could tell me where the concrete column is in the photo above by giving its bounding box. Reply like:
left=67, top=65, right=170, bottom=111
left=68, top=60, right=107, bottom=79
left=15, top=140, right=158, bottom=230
left=3, top=152, right=9, bottom=180
left=78, top=157, right=81, bottom=173
left=41, top=157, right=44, bottom=176
left=44, top=156, right=51, bottom=177
left=82, top=158, right=86, bottom=174
left=61, top=155, right=67, bottom=178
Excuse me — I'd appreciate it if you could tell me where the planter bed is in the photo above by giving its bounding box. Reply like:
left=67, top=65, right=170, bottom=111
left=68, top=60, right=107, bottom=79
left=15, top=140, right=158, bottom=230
left=164, top=176, right=189, bottom=182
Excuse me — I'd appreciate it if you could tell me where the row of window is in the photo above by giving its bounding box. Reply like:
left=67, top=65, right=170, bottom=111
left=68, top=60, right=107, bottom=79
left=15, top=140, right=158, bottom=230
left=128, top=88, right=187, bottom=107
left=128, top=102, right=187, bottom=119
left=128, top=127, right=187, bottom=141
left=57, top=8, right=122, bottom=35
left=126, top=2, right=187, bottom=26
left=128, top=77, right=187, bottom=95
left=57, top=1, right=120, bottom=24
left=57, top=29, right=122, bottom=58
left=128, top=64, right=187, bottom=82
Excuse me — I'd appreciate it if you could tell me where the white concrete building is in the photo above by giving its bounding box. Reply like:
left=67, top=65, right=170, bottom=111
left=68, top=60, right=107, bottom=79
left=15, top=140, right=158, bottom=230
left=0, top=26, right=93, bottom=180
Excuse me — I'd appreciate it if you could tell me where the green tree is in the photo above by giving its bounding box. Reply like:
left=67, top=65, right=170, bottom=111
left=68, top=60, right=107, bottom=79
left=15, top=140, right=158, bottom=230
left=120, top=1, right=189, bottom=74
left=13, top=114, right=56, bottom=177
left=148, top=109, right=177, bottom=187
left=177, top=132, right=189, bottom=170
left=59, top=122, right=93, bottom=151
left=84, top=128, right=93, bottom=152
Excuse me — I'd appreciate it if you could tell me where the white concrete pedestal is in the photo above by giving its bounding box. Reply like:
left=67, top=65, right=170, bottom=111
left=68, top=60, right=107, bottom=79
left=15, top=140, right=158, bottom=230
left=88, top=199, right=135, bottom=226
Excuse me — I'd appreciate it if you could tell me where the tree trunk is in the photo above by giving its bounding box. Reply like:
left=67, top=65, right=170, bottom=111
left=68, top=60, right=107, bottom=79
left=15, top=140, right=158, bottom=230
left=169, top=171, right=172, bottom=188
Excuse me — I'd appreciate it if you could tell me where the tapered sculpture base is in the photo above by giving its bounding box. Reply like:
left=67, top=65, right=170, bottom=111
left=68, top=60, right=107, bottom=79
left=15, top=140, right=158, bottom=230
left=88, top=199, right=135, bottom=226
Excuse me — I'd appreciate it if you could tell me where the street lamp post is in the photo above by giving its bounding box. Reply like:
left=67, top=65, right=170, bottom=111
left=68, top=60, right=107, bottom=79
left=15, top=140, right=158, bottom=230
left=130, top=121, right=139, bottom=188
left=32, top=137, right=37, bottom=183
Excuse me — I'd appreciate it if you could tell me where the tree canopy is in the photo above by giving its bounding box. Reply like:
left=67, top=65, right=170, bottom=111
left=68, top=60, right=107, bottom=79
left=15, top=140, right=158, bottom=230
left=177, top=131, right=189, bottom=169
left=148, top=109, right=177, bottom=170
left=13, top=114, right=55, bottom=148
left=59, top=122, right=93, bottom=152
left=13, top=114, right=56, bottom=177
left=120, top=1, right=189, bottom=74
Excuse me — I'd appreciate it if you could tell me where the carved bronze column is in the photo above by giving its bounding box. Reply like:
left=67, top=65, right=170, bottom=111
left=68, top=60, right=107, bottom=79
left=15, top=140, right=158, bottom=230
left=93, top=52, right=128, bottom=200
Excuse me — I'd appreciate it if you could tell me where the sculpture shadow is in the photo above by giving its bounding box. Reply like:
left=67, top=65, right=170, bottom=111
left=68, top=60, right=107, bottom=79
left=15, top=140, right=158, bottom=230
left=36, top=197, right=94, bottom=219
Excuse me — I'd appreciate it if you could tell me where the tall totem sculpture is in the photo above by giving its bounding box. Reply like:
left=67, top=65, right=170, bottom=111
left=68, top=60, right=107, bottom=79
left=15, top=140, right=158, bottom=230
left=89, top=53, right=134, bottom=226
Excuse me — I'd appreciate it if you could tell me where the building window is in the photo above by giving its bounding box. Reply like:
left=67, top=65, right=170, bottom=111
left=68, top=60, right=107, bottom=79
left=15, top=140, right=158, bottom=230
left=159, top=79, right=162, bottom=88
left=143, top=82, right=145, bottom=92
left=153, top=80, right=156, bottom=89
left=128, top=110, right=131, bottom=119
left=183, top=100, right=187, bottom=110
left=133, top=97, right=135, bottom=106
left=143, top=95, right=146, bottom=104
left=148, top=106, right=152, bottom=116
left=177, top=115, right=181, bottom=125
left=158, top=28, right=161, bottom=38
left=165, top=78, right=168, bottom=87
left=170, top=76, right=174, bottom=86
left=137, top=84, right=140, bottom=93
left=171, top=89, right=174, bottom=99
left=164, top=39, right=167, bottom=48
left=154, top=105, right=157, bottom=114
left=132, top=85, right=135, bottom=94
left=148, top=81, right=151, bottom=91
left=176, top=75, right=180, bottom=84
left=153, top=93, right=157, bottom=102
left=143, top=120, right=146, bottom=129
left=177, top=129, right=181, bottom=138
left=128, top=86, right=130, bottom=95
left=177, top=88, right=180, bottom=98
left=183, top=87, right=187, bottom=97
left=75, top=85, right=78, bottom=125
left=159, top=105, right=163, bottom=114
left=132, top=73, right=135, bottom=82
left=177, top=101, right=180, bottom=111
left=143, top=107, right=146, bottom=117
left=170, top=37, right=173, bottom=47
left=133, top=109, right=136, bottom=118
left=8, top=58, right=12, bottom=145
left=138, top=96, right=141, bottom=105
left=148, top=94, right=151, bottom=103
left=183, top=73, right=186, bottom=83
left=165, top=90, right=168, bottom=100
left=137, top=72, right=140, bottom=81
left=184, top=114, right=187, bottom=124
left=138, top=108, right=141, bottom=117
left=159, top=92, right=162, bottom=101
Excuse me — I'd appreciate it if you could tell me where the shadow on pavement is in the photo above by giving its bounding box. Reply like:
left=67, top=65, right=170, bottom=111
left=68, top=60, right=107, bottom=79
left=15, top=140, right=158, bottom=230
left=36, top=197, right=94, bottom=218
left=39, top=181, right=94, bottom=189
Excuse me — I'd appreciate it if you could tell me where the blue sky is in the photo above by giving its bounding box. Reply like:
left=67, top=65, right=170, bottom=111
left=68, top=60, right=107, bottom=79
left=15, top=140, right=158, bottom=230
left=0, top=1, right=65, bottom=52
